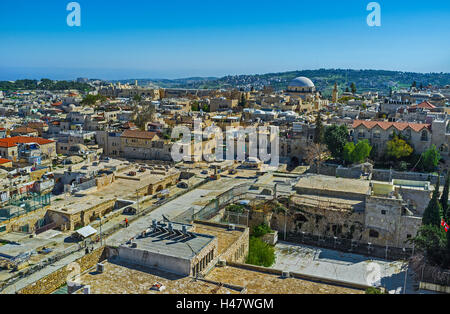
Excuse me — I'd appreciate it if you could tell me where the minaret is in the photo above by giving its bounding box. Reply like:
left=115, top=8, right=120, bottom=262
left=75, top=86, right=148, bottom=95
left=332, top=82, right=339, bottom=103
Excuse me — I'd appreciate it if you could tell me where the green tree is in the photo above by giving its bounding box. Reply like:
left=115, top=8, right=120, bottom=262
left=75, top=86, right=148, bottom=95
left=386, top=134, right=413, bottom=160
left=252, top=223, right=273, bottom=238
left=133, top=105, right=156, bottom=130
left=440, top=171, right=450, bottom=221
left=343, top=140, right=372, bottom=164
left=81, top=94, right=106, bottom=106
left=238, top=93, right=247, bottom=107
left=350, top=82, right=357, bottom=94
left=132, top=94, right=142, bottom=104
left=313, top=112, right=324, bottom=144
left=422, top=176, right=442, bottom=227
left=246, top=237, right=276, bottom=267
left=422, top=145, right=441, bottom=172
left=324, top=124, right=349, bottom=161
left=413, top=224, right=447, bottom=266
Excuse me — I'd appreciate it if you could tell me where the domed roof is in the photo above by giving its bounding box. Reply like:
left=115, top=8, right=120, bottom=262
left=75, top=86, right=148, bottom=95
left=289, top=77, right=315, bottom=88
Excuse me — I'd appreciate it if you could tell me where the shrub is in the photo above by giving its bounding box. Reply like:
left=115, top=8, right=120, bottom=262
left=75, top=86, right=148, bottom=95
left=252, top=223, right=273, bottom=238
left=226, top=204, right=245, bottom=213
left=365, top=287, right=384, bottom=294
left=246, top=237, right=276, bottom=267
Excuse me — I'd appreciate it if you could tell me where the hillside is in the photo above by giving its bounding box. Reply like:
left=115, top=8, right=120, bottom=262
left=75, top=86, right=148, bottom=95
left=119, top=69, right=450, bottom=96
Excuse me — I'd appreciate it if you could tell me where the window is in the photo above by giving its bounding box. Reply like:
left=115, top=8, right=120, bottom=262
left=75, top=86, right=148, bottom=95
left=421, top=131, right=428, bottom=141
left=369, top=230, right=379, bottom=238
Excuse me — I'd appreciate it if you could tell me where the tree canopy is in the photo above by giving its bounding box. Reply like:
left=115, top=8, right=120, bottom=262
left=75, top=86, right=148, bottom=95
left=386, top=134, right=413, bottom=160
left=343, top=140, right=372, bottom=164
left=324, top=124, right=349, bottom=161
left=422, top=145, right=441, bottom=173
left=422, top=177, right=442, bottom=227
left=440, top=171, right=450, bottom=221
left=313, top=112, right=324, bottom=144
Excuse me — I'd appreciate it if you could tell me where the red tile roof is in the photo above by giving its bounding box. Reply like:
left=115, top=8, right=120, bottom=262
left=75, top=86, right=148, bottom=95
left=121, top=130, right=158, bottom=140
left=410, top=101, right=436, bottom=110
left=11, top=127, right=38, bottom=134
left=353, top=120, right=431, bottom=132
left=0, top=136, right=55, bottom=148
left=0, top=158, right=12, bottom=164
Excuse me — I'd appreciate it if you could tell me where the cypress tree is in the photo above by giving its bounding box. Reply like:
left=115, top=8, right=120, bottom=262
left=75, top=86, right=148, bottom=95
left=314, top=112, right=324, bottom=144
left=422, top=176, right=442, bottom=227
left=440, top=171, right=450, bottom=221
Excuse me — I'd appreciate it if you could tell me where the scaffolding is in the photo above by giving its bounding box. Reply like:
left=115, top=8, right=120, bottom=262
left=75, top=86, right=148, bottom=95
left=0, top=192, right=51, bottom=220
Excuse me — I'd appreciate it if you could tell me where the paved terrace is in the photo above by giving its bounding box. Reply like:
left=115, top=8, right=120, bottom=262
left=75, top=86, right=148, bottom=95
left=206, top=265, right=363, bottom=294
left=80, top=260, right=238, bottom=294
left=103, top=177, right=254, bottom=247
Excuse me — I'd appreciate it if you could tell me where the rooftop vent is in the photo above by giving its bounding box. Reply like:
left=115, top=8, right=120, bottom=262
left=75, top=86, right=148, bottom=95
left=96, top=263, right=104, bottom=274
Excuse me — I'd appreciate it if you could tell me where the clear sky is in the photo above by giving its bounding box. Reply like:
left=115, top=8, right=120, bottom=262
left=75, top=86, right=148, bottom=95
left=0, top=0, right=449, bottom=80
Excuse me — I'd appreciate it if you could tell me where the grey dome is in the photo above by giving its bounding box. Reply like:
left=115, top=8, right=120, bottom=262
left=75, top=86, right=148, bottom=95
left=289, top=77, right=315, bottom=88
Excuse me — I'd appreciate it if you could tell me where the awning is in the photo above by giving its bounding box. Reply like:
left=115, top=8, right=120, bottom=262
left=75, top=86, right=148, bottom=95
left=75, top=226, right=97, bottom=238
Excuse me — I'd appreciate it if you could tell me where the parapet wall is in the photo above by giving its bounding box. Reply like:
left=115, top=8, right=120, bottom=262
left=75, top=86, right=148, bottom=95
left=18, top=247, right=107, bottom=295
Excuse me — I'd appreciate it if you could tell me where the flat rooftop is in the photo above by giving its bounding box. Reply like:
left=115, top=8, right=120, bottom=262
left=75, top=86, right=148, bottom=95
left=193, top=223, right=243, bottom=255
left=79, top=260, right=238, bottom=294
left=291, top=194, right=365, bottom=212
left=122, top=223, right=215, bottom=261
left=206, top=265, right=363, bottom=294
left=295, top=175, right=371, bottom=196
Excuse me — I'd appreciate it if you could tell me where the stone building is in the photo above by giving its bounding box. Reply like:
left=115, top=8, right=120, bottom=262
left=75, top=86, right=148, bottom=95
left=352, top=120, right=432, bottom=157
left=279, top=175, right=425, bottom=249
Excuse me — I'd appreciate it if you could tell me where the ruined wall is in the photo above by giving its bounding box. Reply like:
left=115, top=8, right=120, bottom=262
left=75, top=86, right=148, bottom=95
left=270, top=206, right=365, bottom=241
left=397, top=188, right=431, bottom=216
left=18, top=247, right=107, bottom=294
left=363, top=196, right=421, bottom=248
left=0, top=206, right=50, bottom=234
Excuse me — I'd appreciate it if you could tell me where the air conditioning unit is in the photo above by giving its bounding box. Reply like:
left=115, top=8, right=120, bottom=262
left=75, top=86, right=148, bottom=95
left=281, top=271, right=290, bottom=279
left=228, top=224, right=235, bottom=231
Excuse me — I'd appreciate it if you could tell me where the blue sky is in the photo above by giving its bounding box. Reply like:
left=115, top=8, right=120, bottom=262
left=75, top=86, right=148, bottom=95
left=0, top=0, right=449, bottom=80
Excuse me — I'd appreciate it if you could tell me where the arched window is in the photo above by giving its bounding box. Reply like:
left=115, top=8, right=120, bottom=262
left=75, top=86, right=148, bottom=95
left=421, top=130, right=428, bottom=141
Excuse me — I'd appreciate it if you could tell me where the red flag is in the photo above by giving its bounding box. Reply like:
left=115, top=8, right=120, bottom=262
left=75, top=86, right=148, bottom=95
left=442, top=219, right=449, bottom=233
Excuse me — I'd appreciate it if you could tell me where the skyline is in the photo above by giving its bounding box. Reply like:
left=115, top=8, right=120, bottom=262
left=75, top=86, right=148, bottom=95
left=0, top=0, right=449, bottom=80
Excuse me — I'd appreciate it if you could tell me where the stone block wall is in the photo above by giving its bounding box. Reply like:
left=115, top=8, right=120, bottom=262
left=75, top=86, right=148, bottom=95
left=18, top=247, right=107, bottom=295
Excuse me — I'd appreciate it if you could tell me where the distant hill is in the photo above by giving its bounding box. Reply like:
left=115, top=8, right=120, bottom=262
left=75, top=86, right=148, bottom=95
left=116, top=69, right=450, bottom=96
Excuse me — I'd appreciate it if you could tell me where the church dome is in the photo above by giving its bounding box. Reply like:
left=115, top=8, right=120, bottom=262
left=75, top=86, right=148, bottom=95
left=289, top=77, right=315, bottom=88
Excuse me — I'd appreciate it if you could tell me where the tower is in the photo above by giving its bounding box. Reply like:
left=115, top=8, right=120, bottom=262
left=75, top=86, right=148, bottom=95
left=332, top=82, right=339, bottom=103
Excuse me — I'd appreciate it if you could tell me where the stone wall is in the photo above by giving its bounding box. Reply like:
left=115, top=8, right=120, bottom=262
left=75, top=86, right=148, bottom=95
left=372, top=169, right=444, bottom=184
left=0, top=206, right=50, bottom=234
left=18, top=247, right=107, bottom=294
left=270, top=204, right=365, bottom=241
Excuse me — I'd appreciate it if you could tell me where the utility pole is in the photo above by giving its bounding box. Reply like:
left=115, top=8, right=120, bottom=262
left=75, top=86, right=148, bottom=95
left=403, top=266, right=408, bottom=294
left=136, top=190, right=140, bottom=215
